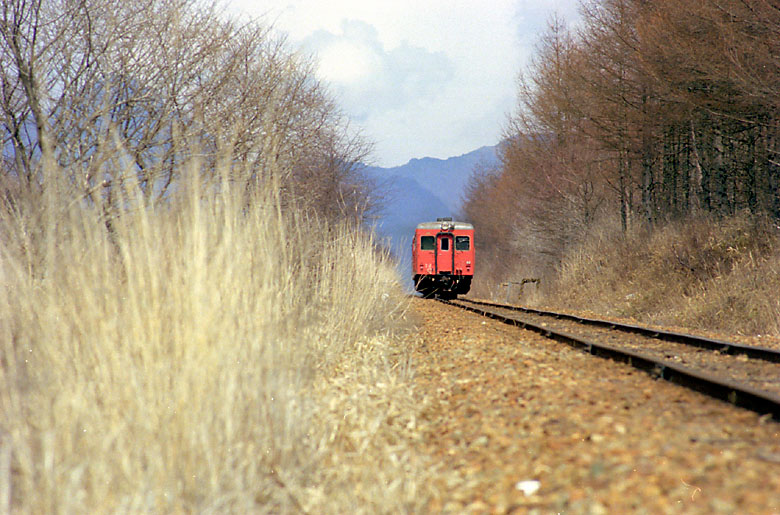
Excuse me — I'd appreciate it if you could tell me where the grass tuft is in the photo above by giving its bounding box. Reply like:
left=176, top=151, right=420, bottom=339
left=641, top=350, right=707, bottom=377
left=0, top=162, right=432, bottom=512
left=547, top=212, right=780, bottom=336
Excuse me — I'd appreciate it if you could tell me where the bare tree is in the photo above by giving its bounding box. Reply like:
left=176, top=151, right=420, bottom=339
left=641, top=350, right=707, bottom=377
left=463, top=0, right=780, bottom=295
left=1, top=0, right=379, bottom=224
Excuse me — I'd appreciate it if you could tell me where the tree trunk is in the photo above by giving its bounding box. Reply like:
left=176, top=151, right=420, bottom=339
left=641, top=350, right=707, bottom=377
left=713, top=130, right=728, bottom=214
left=688, top=119, right=703, bottom=213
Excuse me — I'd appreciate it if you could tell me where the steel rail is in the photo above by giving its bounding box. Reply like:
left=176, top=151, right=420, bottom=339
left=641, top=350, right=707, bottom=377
left=456, top=298, right=780, bottom=364
left=441, top=299, right=780, bottom=420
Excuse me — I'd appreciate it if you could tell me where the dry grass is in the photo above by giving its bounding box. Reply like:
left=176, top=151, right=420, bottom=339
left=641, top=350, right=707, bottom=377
left=0, top=164, right=433, bottom=512
left=548, top=212, right=780, bottom=336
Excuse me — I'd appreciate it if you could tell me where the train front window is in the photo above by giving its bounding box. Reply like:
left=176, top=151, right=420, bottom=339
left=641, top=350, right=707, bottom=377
left=441, top=238, right=449, bottom=251
left=420, top=236, right=435, bottom=250
left=455, top=236, right=470, bottom=250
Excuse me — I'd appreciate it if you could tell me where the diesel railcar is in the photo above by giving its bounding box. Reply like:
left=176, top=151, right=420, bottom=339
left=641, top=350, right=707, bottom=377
left=412, top=217, right=474, bottom=298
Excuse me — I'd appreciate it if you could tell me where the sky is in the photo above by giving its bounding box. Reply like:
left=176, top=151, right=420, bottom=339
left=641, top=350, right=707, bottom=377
left=226, top=1, right=582, bottom=167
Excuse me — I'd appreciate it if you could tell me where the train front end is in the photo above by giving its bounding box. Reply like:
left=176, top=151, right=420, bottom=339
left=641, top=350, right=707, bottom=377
left=412, top=217, right=474, bottom=298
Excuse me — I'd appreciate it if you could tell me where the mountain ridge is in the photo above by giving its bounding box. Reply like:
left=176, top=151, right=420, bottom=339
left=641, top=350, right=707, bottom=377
left=365, top=144, right=500, bottom=216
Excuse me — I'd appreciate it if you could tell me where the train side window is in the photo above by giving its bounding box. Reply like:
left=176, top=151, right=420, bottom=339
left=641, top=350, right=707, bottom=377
left=441, top=238, right=449, bottom=251
left=455, top=236, right=470, bottom=250
left=420, top=236, right=435, bottom=250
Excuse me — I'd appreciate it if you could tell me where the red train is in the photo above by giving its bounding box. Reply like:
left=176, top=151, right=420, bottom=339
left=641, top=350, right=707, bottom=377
left=412, top=217, right=474, bottom=298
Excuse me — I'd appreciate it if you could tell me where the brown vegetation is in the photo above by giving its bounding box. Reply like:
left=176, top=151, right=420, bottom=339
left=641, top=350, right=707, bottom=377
left=552, top=212, right=780, bottom=336
left=0, top=165, right=433, bottom=511
left=0, top=0, right=432, bottom=511
left=464, top=0, right=780, bottom=335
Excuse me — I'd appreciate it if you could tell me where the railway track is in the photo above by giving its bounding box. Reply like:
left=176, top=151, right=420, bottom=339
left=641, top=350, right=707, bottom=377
left=442, top=298, right=780, bottom=420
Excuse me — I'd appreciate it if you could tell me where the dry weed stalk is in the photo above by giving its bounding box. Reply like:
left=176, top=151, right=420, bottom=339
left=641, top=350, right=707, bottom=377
left=550, top=213, right=780, bottom=336
left=0, top=160, right=431, bottom=512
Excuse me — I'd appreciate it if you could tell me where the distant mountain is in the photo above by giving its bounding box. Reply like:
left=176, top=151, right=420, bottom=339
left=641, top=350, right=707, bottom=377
left=365, top=145, right=500, bottom=216
left=363, top=144, right=501, bottom=286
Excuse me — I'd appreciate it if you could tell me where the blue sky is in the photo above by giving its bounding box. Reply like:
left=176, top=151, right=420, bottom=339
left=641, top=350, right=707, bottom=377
left=226, top=1, right=581, bottom=167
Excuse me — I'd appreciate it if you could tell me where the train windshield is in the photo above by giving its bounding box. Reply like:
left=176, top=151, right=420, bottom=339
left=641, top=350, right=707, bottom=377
left=420, top=236, right=435, bottom=250
left=455, top=236, right=470, bottom=250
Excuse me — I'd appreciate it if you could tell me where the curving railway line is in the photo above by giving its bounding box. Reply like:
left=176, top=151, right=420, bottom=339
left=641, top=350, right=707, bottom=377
left=441, top=298, right=780, bottom=421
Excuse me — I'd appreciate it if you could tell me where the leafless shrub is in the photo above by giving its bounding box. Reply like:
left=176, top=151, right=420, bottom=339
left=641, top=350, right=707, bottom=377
left=0, top=0, right=375, bottom=222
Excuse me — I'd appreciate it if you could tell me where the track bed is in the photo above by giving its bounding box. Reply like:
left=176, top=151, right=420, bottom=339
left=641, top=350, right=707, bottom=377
left=410, top=298, right=780, bottom=513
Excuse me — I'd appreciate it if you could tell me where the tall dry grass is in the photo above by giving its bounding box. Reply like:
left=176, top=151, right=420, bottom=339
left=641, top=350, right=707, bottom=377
left=0, top=163, right=432, bottom=512
left=549, top=212, right=780, bottom=336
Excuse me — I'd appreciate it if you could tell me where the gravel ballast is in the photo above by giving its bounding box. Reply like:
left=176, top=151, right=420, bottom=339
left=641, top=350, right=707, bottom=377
left=409, top=298, right=780, bottom=513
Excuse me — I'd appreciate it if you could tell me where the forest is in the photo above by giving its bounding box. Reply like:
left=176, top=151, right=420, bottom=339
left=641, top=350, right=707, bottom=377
left=463, top=0, right=780, bottom=333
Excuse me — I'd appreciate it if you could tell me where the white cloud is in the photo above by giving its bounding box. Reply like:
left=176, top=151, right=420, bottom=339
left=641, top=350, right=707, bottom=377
left=226, top=0, right=581, bottom=166
left=302, top=20, right=455, bottom=123
left=318, top=39, right=379, bottom=84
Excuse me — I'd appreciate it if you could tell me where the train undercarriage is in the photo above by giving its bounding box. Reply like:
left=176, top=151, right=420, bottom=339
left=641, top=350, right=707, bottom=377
left=414, top=273, right=471, bottom=299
